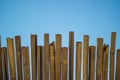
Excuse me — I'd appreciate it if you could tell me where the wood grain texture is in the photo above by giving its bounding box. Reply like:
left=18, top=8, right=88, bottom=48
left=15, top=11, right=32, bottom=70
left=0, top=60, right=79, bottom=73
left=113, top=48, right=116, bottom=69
left=69, top=31, right=74, bottom=80
left=31, top=35, right=37, bottom=80
left=22, top=47, right=30, bottom=80
left=110, top=32, right=116, bottom=80
left=83, top=35, right=89, bottom=80
left=7, top=38, right=16, bottom=80
left=116, top=49, right=120, bottom=80
left=15, top=36, right=22, bottom=80
left=76, top=42, right=82, bottom=80
left=55, top=34, right=61, bottom=80
left=96, top=38, right=103, bottom=80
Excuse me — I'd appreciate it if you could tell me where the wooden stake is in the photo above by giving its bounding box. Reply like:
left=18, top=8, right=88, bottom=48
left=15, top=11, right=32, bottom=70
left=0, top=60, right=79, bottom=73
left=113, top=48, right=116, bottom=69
left=22, top=47, right=30, bottom=80
left=37, top=46, right=43, bottom=80
left=96, top=38, right=103, bottom=80
left=76, top=42, right=82, bottom=80
left=44, top=33, right=49, bottom=80
left=15, top=36, right=22, bottom=80
left=110, top=32, right=116, bottom=80
left=55, top=34, right=62, bottom=80
left=31, top=35, right=37, bottom=80
left=50, top=42, right=55, bottom=80
left=69, top=31, right=74, bottom=80
left=7, top=38, right=16, bottom=80
left=102, top=45, right=109, bottom=80
left=89, top=46, right=95, bottom=80
left=116, top=49, right=120, bottom=80
left=61, top=47, right=68, bottom=80
left=83, top=35, right=89, bottom=80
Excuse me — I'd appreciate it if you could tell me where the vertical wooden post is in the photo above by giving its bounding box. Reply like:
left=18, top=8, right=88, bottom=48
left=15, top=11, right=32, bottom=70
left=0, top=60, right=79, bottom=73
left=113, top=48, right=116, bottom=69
left=69, top=31, right=74, bottom=80
left=76, top=42, right=82, bottom=80
left=116, top=49, right=120, bottom=80
left=22, top=47, right=30, bottom=80
left=89, top=46, right=96, bottom=80
left=15, top=36, right=22, bottom=80
left=50, top=42, right=55, bottom=80
left=37, top=46, right=43, bottom=80
left=1, top=47, right=8, bottom=80
left=0, top=36, right=2, bottom=79
left=31, top=35, right=37, bottom=80
left=110, top=32, right=116, bottom=80
left=96, top=38, right=103, bottom=80
left=7, top=38, right=16, bottom=80
left=83, top=35, right=89, bottom=80
left=55, top=34, right=61, bottom=80
left=44, top=33, right=49, bottom=80
left=61, top=47, right=68, bottom=80
left=102, top=45, right=109, bottom=80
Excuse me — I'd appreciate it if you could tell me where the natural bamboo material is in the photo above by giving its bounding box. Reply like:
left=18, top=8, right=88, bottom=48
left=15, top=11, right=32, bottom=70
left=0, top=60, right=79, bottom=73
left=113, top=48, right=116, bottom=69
left=110, top=32, right=116, bottom=80
left=55, top=34, right=62, bottom=80
left=50, top=42, right=55, bottom=80
left=15, top=36, right=22, bottom=80
left=31, top=35, right=37, bottom=80
left=44, top=33, right=49, bottom=80
left=76, top=42, right=82, bottom=80
left=89, top=46, right=95, bottom=80
left=7, top=38, right=16, bottom=80
left=83, top=35, right=89, bottom=80
left=96, top=38, right=103, bottom=80
left=69, top=32, right=74, bottom=80
left=116, top=49, right=120, bottom=80
left=0, top=37, right=2, bottom=79
left=61, top=47, right=68, bottom=80
left=22, top=47, right=30, bottom=80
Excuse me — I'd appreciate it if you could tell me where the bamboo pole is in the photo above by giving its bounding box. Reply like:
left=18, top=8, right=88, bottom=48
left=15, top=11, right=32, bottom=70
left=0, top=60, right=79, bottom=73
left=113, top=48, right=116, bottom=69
left=102, top=45, right=109, bottom=80
left=55, top=34, right=62, bottom=80
left=0, top=36, right=2, bottom=79
left=22, top=47, right=30, bottom=80
left=7, top=38, right=16, bottom=80
left=31, top=35, right=37, bottom=80
left=61, top=47, right=68, bottom=80
left=37, top=46, right=43, bottom=80
left=89, top=46, right=96, bottom=80
left=69, top=31, right=74, bottom=80
left=15, top=36, right=22, bottom=80
left=96, top=38, right=103, bottom=80
left=76, top=42, right=82, bottom=80
left=1, top=47, right=8, bottom=80
left=116, top=49, right=120, bottom=80
left=44, top=33, right=49, bottom=80
left=83, top=35, right=89, bottom=80
left=110, top=32, right=116, bottom=80
left=50, top=42, right=55, bottom=80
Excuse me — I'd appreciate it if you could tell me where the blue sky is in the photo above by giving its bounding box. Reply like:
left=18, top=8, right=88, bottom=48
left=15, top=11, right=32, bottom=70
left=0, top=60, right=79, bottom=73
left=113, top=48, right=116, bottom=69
left=0, top=0, right=120, bottom=80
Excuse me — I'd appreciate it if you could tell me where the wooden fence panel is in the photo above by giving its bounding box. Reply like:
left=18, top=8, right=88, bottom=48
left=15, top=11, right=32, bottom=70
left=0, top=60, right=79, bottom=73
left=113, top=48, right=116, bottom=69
left=61, top=47, right=68, bottom=80
left=55, top=34, right=62, bottom=80
left=50, top=42, right=55, bottom=80
left=76, top=42, right=82, bottom=80
left=96, top=38, right=103, bottom=80
left=116, top=49, right=120, bottom=80
left=102, top=45, right=109, bottom=80
left=83, top=35, right=89, bottom=80
left=37, top=46, right=43, bottom=80
left=7, top=38, right=16, bottom=80
left=22, top=47, right=30, bottom=80
left=1, top=47, right=8, bottom=80
left=15, top=36, right=22, bottom=80
left=110, top=32, right=116, bottom=80
left=89, top=46, right=95, bottom=80
left=44, top=33, right=49, bottom=80
left=31, top=35, right=37, bottom=80
left=69, top=31, right=74, bottom=80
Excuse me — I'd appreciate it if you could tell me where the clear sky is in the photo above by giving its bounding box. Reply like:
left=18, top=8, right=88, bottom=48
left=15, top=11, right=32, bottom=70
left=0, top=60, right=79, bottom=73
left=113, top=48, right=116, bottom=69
left=0, top=0, right=120, bottom=80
